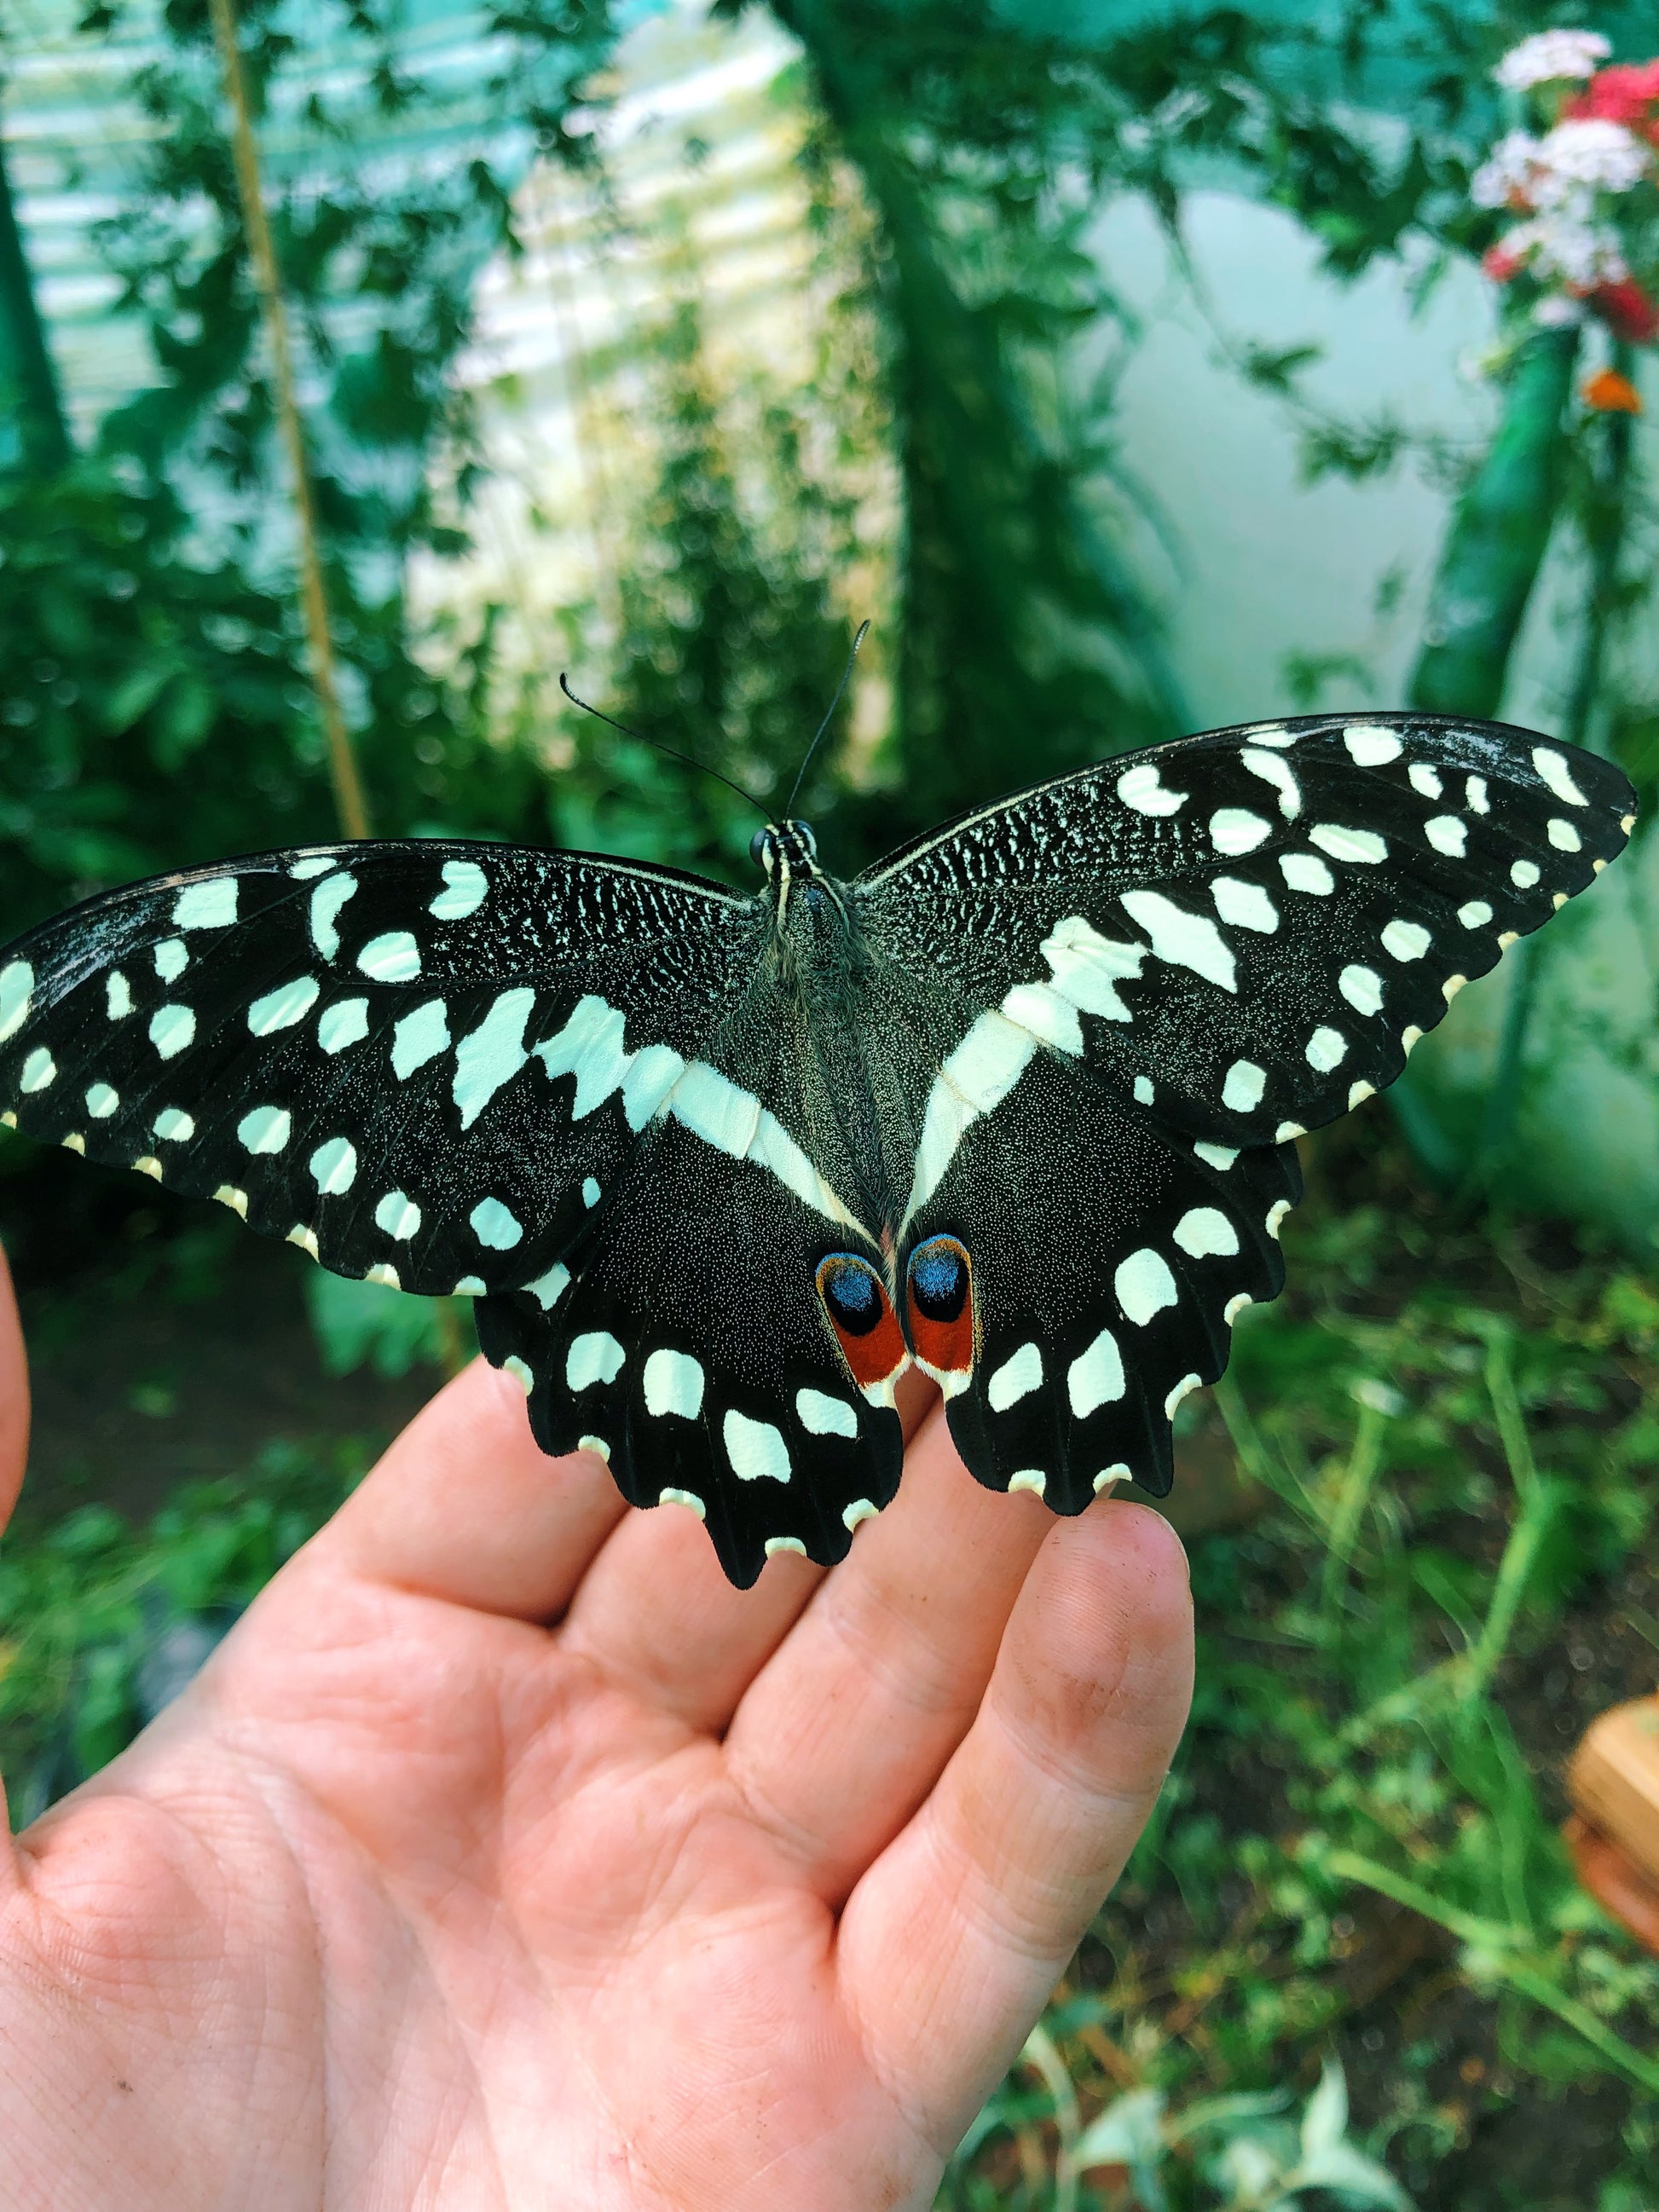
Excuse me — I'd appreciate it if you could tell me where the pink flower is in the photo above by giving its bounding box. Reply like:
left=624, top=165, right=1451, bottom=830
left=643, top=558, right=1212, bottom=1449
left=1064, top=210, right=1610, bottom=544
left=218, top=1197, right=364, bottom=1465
left=1483, top=242, right=1525, bottom=282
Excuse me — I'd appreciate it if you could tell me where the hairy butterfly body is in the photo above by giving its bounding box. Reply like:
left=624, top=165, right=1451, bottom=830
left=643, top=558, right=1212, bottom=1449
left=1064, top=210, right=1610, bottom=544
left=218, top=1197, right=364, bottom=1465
left=0, top=713, right=1635, bottom=1584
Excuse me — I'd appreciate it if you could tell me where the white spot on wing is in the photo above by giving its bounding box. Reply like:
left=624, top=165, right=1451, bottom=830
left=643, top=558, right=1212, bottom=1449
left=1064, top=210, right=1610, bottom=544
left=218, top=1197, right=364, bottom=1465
left=1222, top=1059, right=1266, bottom=1112
left=1134, top=1075, right=1154, bottom=1106
left=20, top=1047, right=55, bottom=1093
left=1173, top=1206, right=1240, bottom=1258
left=357, top=931, right=422, bottom=984
left=1465, top=775, right=1489, bottom=814
left=1511, top=859, right=1540, bottom=889
left=288, top=1226, right=319, bottom=1261
left=523, top=1262, right=569, bottom=1309
left=1118, top=760, right=1188, bottom=815
left=454, top=988, right=536, bottom=1130
left=319, top=998, right=370, bottom=1054
left=1115, top=1247, right=1178, bottom=1325
left=1533, top=745, right=1587, bottom=806
left=238, top=1105, right=291, bottom=1153
left=535, top=995, right=633, bottom=1119
left=644, top=1348, right=704, bottom=1420
left=1000, top=979, right=1082, bottom=1056
left=249, top=976, right=321, bottom=1036
left=842, top=1498, right=879, bottom=1532
left=798, top=1387, right=859, bottom=1438
left=1343, top=725, right=1402, bottom=766
left=1008, top=1469, right=1047, bottom=1497
left=153, top=1107, right=194, bottom=1141
left=289, top=855, right=337, bottom=880
left=1266, top=1199, right=1292, bottom=1239
left=214, top=1186, right=248, bottom=1216
left=309, top=1136, right=357, bottom=1194
left=1547, top=817, right=1582, bottom=852
left=471, top=1196, right=523, bottom=1250
left=504, top=1355, right=534, bottom=1395
left=724, top=1407, right=791, bottom=1482
left=1068, top=1326, right=1125, bottom=1417
left=1425, top=815, right=1467, bottom=858
left=1408, top=762, right=1443, bottom=800
left=1280, top=852, right=1335, bottom=896
left=987, top=1341, right=1043, bottom=1412
left=1164, top=1373, right=1201, bottom=1418
left=391, top=999, right=450, bottom=1079
left=309, top=872, right=357, bottom=960
left=659, top=1486, right=705, bottom=1519
left=1212, top=877, right=1279, bottom=933
left=367, top=1262, right=401, bottom=1289
left=1210, top=807, right=1272, bottom=857
left=1240, top=748, right=1301, bottom=817
left=149, top=1004, right=196, bottom=1060
left=1458, top=900, right=1494, bottom=929
left=374, top=1190, right=421, bottom=1239
left=766, top=1536, right=808, bottom=1559
left=106, top=971, right=132, bottom=1021
left=1381, top=918, right=1431, bottom=962
left=1338, top=965, right=1383, bottom=1018
left=1194, top=1141, right=1237, bottom=1170
left=172, top=877, right=238, bottom=930
left=582, top=1176, right=601, bottom=1209
left=1310, top=823, right=1387, bottom=865
left=567, top=1331, right=625, bottom=1390
left=153, top=938, right=188, bottom=983
left=1305, top=1025, right=1348, bottom=1071
left=85, top=1083, right=119, bottom=1119
left=1223, top=1292, right=1254, bottom=1325
left=1120, top=888, right=1237, bottom=992
left=431, top=859, right=488, bottom=920
left=906, top=1010, right=1036, bottom=1224
left=1040, top=915, right=1146, bottom=1021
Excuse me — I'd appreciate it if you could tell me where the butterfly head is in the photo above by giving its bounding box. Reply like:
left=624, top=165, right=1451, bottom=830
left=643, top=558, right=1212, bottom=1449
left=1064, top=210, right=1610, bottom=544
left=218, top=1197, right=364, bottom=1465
left=749, top=820, right=820, bottom=882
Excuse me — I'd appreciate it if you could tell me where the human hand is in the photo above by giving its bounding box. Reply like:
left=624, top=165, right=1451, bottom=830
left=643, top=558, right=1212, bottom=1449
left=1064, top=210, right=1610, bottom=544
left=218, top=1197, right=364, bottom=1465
left=0, top=1245, right=1192, bottom=2210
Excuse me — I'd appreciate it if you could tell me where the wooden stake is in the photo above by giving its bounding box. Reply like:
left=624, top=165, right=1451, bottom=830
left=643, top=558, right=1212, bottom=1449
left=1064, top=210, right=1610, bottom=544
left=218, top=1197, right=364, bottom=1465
left=207, top=0, right=372, bottom=840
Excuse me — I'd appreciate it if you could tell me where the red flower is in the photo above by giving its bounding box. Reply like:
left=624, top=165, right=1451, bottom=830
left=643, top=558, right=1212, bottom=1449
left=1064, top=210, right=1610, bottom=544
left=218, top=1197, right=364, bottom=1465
left=1483, top=242, right=1526, bottom=283
left=1567, top=61, right=1659, bottom=143
left=1593, top=276, right=1659, bottom=342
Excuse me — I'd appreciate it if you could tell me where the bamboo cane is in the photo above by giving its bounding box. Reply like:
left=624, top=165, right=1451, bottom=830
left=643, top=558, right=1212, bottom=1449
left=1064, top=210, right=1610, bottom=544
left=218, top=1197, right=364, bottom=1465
left=207, top=0, right=372, bottom=840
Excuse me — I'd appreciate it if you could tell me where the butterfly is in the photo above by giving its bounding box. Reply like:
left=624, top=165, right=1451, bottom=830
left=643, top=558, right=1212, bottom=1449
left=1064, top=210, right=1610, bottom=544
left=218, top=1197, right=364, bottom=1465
left=0, top=712, right=1635, bottom=1584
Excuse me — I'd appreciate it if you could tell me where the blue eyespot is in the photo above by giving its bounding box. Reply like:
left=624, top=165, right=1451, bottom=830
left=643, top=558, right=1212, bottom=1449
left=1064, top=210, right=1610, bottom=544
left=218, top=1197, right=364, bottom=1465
left=909, top=1237, right=969, bottom=1324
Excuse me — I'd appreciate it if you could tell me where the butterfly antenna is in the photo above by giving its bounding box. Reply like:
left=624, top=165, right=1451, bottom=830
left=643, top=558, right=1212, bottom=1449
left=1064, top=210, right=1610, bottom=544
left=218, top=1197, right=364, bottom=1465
left=558, top=673, right=771, bottom=823
left=785, top=620, right=870, bottom=819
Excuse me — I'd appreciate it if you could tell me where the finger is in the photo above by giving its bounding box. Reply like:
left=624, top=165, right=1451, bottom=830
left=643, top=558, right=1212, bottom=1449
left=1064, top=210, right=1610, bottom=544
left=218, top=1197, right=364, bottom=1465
left=838, top=1502, right=1193, bottom=2157
left=557, top=1367, right=942, bottom=1736
left=721, top=1392, right=1056, bottom=1897
left=0, top=1243, right=27, bottom=1890
left=322, top=1354, right=627, bottom=1621
left=0, top=1241, right=28, bottom=1534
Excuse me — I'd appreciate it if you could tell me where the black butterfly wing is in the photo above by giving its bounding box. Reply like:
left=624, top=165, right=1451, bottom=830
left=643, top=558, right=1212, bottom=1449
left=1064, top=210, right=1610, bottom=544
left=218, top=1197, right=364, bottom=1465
left=475, top=1107, right=906, bottom=1590
left=856, top=713, right=1634, bottom=1506
left=0, top=842, right=760, bottom=1297
left=856, top=713, right=1635, bottom=1161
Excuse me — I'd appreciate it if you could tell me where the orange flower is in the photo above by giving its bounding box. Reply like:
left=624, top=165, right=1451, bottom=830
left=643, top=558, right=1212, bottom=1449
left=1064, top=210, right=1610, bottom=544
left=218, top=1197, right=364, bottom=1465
left=1583, top=367, right=1644, bottom=413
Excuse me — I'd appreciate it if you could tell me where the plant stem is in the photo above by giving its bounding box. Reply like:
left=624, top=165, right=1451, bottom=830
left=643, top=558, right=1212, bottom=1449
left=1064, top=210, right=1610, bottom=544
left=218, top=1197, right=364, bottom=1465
left=207, top=0, right=372, bottom=840
left=1019, top=2023, right=1081, bottom=2212
left=1409, top=325, right=1580, bottom=718
left=1319, top=1399, right=1386, bottom=1625
left=0, top=102, right=71, bottom=477
left=1327, top=1850, right=1659, bottom=2094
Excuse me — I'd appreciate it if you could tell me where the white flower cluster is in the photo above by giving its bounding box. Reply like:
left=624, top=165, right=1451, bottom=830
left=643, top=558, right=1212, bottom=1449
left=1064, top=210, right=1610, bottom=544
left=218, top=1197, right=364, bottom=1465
left=1473, top=120, right=1650, bottom=212
left=1494, top=29, right=1611, bottom=90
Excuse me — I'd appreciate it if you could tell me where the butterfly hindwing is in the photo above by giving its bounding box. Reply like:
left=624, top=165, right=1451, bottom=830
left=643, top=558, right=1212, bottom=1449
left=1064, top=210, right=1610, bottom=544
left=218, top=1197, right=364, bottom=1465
left=896, top=1048, right=1300, bottom=1506
left=0, top=843, right=757, bottom=1296
left=476, top=1112, right=905, bottom=1588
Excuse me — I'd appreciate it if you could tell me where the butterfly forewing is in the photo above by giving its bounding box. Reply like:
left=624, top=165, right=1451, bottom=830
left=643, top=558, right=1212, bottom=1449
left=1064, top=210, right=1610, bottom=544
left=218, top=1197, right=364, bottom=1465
left=0, top=843, right=757, bottom=1295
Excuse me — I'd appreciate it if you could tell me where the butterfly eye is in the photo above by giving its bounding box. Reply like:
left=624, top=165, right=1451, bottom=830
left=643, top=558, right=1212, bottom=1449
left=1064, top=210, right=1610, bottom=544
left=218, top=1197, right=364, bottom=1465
left=905, top=1235, right=975, bottom=1384
left=816, top=1252, right=907, bottom=1394
left=749, top=828, right=771, bottom=868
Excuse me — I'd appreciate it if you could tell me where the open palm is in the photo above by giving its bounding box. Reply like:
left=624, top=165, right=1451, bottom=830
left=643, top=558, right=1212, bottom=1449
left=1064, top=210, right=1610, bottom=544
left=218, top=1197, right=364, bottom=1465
left=0, top=1249, right=1192, bottom=2210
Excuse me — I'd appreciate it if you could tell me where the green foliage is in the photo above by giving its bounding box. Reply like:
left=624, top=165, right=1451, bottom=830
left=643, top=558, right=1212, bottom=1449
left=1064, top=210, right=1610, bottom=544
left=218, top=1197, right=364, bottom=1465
left=939, top=1126, right=1659, bottom=2211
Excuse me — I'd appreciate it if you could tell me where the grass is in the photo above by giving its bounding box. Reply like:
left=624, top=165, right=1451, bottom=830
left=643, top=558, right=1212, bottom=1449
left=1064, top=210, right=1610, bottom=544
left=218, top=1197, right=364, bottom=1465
left=2, top=1117, right=1657, bottom=2208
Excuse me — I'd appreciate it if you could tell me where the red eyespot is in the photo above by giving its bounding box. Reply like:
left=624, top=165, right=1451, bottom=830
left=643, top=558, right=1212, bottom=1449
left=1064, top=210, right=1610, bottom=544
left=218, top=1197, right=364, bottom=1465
left=816, top=1253, right=908, bottom=1395
left=905, top=1235, right=975, bottom=1383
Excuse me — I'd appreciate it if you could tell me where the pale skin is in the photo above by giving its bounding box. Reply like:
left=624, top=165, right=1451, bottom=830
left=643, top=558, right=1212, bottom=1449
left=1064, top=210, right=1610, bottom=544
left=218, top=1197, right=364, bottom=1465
left=0, top=1244, right=1193, bottom=2211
